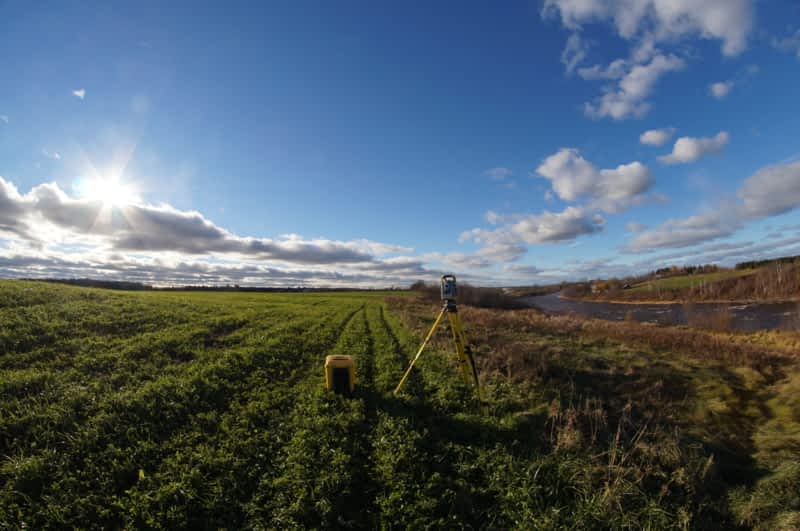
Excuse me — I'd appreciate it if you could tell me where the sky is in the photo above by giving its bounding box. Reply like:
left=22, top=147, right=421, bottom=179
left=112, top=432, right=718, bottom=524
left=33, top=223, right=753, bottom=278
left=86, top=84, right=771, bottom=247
left=1, top=0, right=800, bottom=287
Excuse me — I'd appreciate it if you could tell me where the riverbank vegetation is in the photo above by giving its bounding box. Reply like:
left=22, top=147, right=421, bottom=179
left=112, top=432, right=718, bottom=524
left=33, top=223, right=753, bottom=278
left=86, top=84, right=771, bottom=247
left=2, top=280, right=799, bottom=528
left=567, top=255, right=800, bottom=304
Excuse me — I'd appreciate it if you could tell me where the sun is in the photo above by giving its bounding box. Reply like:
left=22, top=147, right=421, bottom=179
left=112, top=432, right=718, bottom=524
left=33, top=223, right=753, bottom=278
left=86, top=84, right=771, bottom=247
left=79, top=176, right=138, bottom=206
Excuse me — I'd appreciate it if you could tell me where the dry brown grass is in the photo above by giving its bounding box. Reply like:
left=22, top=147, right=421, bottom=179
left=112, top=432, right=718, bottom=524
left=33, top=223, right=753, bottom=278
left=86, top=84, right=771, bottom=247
left=387, top=295, right=800, bottom=373
left=384, top=294, right=800, bottom=529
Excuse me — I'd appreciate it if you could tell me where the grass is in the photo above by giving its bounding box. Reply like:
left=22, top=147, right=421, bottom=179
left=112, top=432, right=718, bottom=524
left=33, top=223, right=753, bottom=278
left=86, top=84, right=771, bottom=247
left=1, top=280, right=799, bottom=528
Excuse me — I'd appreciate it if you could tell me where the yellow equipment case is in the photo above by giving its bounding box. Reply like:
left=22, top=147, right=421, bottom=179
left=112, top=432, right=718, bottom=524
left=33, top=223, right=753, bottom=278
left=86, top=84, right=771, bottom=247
left=325, top=355, right=356, bottom=394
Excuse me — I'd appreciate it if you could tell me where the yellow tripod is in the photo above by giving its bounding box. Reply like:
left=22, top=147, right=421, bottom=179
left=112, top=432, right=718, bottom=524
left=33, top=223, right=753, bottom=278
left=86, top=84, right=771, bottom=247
left=394, top=275, right=482, bottom=400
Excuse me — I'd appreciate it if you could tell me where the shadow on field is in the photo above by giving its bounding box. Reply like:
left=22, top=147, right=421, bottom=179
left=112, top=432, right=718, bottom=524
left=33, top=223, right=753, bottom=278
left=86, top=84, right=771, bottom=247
left=366, top=361, right=770, bottom=493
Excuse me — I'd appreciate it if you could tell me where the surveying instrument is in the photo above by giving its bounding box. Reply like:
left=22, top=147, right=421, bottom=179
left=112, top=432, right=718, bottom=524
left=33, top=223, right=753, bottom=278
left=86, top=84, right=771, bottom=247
left=394, top=275, right=482, bottom=400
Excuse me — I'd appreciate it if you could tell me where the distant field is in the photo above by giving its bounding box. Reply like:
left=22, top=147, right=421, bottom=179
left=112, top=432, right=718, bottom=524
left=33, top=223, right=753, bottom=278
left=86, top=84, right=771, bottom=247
left=629, top=269, right=755, bottom=292
left=1, top=281, right=799, bottom=528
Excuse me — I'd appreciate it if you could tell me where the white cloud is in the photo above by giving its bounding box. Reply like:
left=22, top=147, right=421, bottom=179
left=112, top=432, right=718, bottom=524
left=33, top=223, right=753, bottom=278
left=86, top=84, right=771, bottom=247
left=485, top=210, right=503, bottom=224
left=738, top=161, right=800, bottom=218
left=772, top=29, right=800, bottom=60
left=709, top=80, right=734, bottom=99
left=458, top=226, right=527, bottom=263
left=461, top=206, right=605, bottom=263
left=536, top=148, right=652, bottom=211
left=42, top=149, right=61, bottom=160
left=628, top=211, right=735, bottom=251
left=0, top=176, right=418, bottom=274
left=543, top=0, right=754, bottom=120
left=646, top=235, right=800, bottom=270
left=485, top=166, right=512, bottom=181
left=72, top=88, right=86, bottom=99
left=561, top=33, right=590, bottom=74
left=0, top=178, right=32, bottom=239
left=658, top=131, right=729, bottom=165
left=584, top=53, right=684, bottom=120
left=536, top=149, right=597, bottom=201
left=423, top=252, right=492, bottom=270
left=628, top=160, right=800, bottom=252
left=512, top=207, right=605, bottom=243
left=542, top=0, right=754, bottom=57
left=349, top=239, right=414, bottom=256
left=0, top=115, right=8, bottom=123
left=0, top=251, right=434, bottom=288
left=5, top=174, right=698, bottom=285
left=640, top=127, right=676, bottom=146
left=461, top=149, right=655, bottom=265
left=577, top=58, right=628, bottom=80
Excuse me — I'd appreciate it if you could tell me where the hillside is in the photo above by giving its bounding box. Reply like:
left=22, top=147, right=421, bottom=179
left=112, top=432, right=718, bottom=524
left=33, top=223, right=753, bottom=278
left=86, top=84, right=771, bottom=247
left=1, top=281, right=799, bottom=528
left=575, top=260, right=800, bottom=303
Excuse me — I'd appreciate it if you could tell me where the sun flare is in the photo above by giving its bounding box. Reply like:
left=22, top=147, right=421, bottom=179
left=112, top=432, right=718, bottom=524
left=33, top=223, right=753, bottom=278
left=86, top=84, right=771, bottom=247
left=79, top=176, right=138, bottom=207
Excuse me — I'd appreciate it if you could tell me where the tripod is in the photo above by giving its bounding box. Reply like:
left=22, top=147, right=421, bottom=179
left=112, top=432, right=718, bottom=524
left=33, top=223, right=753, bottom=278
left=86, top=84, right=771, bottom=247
left=394, top=297, right=482, bottom=400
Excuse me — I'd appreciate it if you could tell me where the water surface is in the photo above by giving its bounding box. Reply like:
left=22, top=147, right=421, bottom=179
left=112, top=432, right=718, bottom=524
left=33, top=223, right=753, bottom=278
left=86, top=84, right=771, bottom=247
left=522, top=292, right=800, bottom=333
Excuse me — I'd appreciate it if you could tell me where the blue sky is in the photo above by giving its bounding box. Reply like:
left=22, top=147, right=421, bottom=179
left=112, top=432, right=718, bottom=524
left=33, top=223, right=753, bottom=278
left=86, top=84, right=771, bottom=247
left=1, top=0, right=800, bottom=286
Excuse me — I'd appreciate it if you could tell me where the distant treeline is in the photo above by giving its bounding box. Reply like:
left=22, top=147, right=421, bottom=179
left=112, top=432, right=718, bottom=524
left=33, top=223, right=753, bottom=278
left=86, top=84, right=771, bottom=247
left=736, top=255, right=800, bottom=270
left=28, top=278, right=154, bottom=290
left=653, top=264, right=719, bottom=277
left=22, top=278, right=402, bottom=293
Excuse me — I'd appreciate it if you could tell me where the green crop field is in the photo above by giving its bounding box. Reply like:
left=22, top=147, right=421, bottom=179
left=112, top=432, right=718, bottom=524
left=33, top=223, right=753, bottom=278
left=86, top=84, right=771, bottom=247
left=2, top=280, right=799, bottom=529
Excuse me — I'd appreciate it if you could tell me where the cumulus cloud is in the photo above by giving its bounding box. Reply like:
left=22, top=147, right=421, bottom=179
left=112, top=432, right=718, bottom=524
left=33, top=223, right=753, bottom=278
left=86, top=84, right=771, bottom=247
left=536, top=148, right=652, bottom=211
left=0, top=178, right=32, bottom=239
left=485, top=166, right=512, bottom=181
left=542, top=0, right=754, bottom=57
left=0, top=176, right=422, bottom=286
left=461, top=149, right=655, bottom=263
left=658, top=131, right=729, bottom=165
left=42, top=149, right=61, bottom=160
left=772, top=29, right=800, bottom=59
left=584, top=54, right=685, bottom=120
left=0, top=251, right=433, bottom=288
left=512, top=207, right=605, bottom=243
left=72, top=88, right=86, bottom=99
left=461, top=206, right=604, bottom=263
left=4, top=175, right=670, bottom=285
left=709, top=81, right=734, bottom=99
left=628, top=160, right=800, bottom=252
left=640, top=127, right=676, bottom=146
left=543, top=0, right=754, bottom=120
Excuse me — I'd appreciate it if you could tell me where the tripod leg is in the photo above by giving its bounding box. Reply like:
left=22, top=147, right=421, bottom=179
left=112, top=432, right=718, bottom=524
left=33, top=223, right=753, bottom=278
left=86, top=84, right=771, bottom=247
left=394, top=306, right=447, bottom=395
left=447, top=312, right=482, bottom=401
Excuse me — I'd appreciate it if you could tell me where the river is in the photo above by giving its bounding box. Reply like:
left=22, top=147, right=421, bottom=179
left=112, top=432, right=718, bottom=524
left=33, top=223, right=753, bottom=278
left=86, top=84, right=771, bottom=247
left=522, top=292, right=800, bottom=333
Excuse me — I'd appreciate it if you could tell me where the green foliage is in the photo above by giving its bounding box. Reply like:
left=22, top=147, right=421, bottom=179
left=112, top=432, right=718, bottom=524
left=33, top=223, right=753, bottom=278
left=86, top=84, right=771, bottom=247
left=1, top=280, right=798, bottom=528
